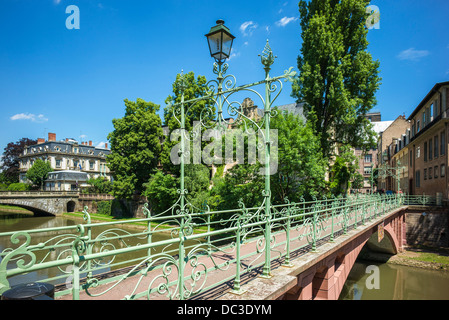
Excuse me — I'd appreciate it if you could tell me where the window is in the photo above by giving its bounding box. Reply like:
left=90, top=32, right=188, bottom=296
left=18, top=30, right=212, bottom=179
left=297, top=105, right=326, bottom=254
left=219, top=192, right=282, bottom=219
left=90, top=161, right=94, bottom=170
left=422, top=112, right=426, bottom=126
left=417, top=120, right=421, bottom=133
left=435, top=166, right=438, bottom=178
left=429, top=138, right=433, bottom=160
left=424, top=142, right=427, bottom=161
left=364, top=154, right=372, bottom=163
left=441, top=165, right=446, bottom=177
left=424, top=168, right=427, bottom=180
left=435, top=135, right=439, bottom=158
left=364, top=166, right=372, bottom=175
left=416, top=170, right=421, bottom=188
left=441, top=131, right=446, bottom=155
left=416, top=146, right=420, bottom=158
left=56, top=159, right=61, bottom=168
left=429, top=167, right=432, bottom=179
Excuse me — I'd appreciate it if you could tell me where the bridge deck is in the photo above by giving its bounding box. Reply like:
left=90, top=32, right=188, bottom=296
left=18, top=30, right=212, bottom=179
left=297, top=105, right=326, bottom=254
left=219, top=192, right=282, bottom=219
left=55, top=206, right=406, bottom=300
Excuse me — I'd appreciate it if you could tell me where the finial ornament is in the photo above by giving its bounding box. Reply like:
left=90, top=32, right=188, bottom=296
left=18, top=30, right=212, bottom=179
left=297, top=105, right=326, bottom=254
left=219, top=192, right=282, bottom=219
left=259, top=39, right=276, bottom=70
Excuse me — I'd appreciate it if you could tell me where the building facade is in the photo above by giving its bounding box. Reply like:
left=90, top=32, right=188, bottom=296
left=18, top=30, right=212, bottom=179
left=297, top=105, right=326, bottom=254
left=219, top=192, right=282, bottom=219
left=406, top=81, right=449, bottom=197
left=376, top=115, right=410, bottom=192
left=19, top=132, right=112, bottom=190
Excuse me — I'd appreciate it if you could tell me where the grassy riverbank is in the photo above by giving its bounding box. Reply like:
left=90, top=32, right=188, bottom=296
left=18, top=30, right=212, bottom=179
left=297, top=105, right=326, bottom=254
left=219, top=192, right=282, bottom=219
left=0, top=204, right=33, bottom=214
left=388, top=246, right=449, bottom=271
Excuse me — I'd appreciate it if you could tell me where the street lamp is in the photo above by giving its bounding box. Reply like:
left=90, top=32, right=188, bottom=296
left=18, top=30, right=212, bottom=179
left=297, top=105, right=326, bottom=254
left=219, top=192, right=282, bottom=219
left=205, top=19, right=235, bottom=63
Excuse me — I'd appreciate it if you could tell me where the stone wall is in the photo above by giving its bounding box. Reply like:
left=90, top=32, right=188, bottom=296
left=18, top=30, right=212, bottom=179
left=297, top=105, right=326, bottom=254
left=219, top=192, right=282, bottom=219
left=406, top=208, right=449, bottom=247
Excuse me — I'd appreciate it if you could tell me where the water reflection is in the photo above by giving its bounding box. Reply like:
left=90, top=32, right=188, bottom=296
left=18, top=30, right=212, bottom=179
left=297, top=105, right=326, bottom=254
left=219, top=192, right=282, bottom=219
left=340, top=260, right=449, bottom=300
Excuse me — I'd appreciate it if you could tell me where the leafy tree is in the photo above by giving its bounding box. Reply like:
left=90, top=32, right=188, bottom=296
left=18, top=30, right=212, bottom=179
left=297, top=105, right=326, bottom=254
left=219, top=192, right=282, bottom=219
left=86, top=176, right=112, bottom=194
left=292, top=0, right=381, bottom=159
left=1, top=138, right=37, bottom=183
left=7, top=182, right=30, bottom=191
left=329, top=145, right=359, bottom=195
left=143, top=170, right=179, bottom=215
left=270, top=111, right=327, bottom=203
left=161, top=71, right=215, bottom=175
left=107, top=98, right=163, bottom=199
left=184, top=164, right=211, bottom=210
left=26, top=159, right=52, bottom=189
left=351, top=172, right=364, bottom=191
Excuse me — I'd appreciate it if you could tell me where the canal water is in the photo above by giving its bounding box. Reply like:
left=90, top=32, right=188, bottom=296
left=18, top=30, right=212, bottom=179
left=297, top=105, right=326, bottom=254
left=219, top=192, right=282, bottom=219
left=339, top=259, right=449, bottom=300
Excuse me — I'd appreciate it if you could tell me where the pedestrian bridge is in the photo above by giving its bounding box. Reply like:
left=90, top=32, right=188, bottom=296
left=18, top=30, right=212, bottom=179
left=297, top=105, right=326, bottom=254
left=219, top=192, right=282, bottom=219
left=0, top=191, right=80, bottom=216
left=0, top=194, right=439, bottom=300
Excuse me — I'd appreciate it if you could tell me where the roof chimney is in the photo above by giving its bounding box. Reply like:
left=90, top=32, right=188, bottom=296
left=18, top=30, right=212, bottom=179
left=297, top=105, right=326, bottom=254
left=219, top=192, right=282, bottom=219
left=105, top=143, right=108, bottom=149
left=89, top=140, right=92, bottom=146
left=48, top=133, right=56, bottom=142
left=37, top=138, right=45, bottom=144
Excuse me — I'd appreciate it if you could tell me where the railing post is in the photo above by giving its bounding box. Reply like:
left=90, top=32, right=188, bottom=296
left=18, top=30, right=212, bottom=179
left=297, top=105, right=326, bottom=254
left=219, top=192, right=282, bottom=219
left=232, top=212, right=245, bottom=294
left=261, top=43, right=274, bottom=279
left=283, top=201, right=293, bottom=267
left=143, top=204, right=152, bottom=262
left=330, top=197, right=335, bottom=242
left=312, top=208, right=318, bottom=252
left=71, top=224, right=88, bottom=300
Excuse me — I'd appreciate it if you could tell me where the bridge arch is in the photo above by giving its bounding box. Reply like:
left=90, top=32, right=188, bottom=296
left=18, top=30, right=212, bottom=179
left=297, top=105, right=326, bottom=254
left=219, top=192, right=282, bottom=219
left=66, top=201, right=76, bottom=213
left=284, top=210, right=406, bottom=300
left=0, top=192, right=80, bottom=216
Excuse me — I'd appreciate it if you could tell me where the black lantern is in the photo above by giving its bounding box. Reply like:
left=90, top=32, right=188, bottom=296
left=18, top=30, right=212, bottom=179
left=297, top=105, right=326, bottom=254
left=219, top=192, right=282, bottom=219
left=205, top=20, right=235, bottom=62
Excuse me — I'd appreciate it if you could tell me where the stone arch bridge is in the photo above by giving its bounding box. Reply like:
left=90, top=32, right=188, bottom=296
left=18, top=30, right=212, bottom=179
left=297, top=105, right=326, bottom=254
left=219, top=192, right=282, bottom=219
left=0, top=191, right=80, bottom=216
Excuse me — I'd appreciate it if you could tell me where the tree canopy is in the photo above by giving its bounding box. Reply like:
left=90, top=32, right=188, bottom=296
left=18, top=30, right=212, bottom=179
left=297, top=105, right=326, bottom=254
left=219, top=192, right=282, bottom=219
left=107, top=98, right=163, bottom=199
left=26, top=159, right=52, bottom=189
left=292, top=0, right=381, bottom=160
left=1, top=137, right=37, bottom=183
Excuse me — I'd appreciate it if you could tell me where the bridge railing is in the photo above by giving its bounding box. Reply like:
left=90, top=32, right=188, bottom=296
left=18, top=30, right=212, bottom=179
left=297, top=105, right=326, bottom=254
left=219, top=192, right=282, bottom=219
left=0, top=191, right=79, bottom=197
left=0, top=194, right=414, bottom=300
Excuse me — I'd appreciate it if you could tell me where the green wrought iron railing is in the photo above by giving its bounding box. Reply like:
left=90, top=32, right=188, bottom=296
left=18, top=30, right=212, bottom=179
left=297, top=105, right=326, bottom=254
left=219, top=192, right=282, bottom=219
left=0, top=193, right=435, bottom=300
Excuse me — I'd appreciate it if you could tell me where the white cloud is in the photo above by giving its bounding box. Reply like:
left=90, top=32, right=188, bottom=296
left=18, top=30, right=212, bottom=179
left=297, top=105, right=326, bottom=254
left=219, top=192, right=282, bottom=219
left=228, top=48, right=240, bottom=61
left=275, top=16, right=298, bottom=27
left=397, top=48, right=430, bottom=61
left=96, top=142, right=107, bottom=148
left=10, top=113, right=48, bottom=123
left=53, top=0, right=61, bottom=4
left=240, top=21, right=258, bottom=36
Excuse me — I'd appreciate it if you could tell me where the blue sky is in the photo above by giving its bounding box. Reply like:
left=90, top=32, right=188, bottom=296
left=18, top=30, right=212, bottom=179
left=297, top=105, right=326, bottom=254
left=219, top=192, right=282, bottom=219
left=0, top=0, right=448, bottom=153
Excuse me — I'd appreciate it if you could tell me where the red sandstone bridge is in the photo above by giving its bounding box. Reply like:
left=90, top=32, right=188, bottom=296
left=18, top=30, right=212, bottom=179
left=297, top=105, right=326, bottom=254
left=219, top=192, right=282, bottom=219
left=0, top=194, right=439, bottom=300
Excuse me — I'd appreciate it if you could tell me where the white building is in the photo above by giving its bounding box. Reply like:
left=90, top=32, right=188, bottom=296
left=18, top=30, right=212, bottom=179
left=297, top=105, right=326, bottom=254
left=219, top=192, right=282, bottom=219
left=19, top=132, right=112, bottom=189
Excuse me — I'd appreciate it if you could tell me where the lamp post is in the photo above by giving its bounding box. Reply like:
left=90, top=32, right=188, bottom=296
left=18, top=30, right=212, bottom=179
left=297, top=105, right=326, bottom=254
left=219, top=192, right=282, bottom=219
left=163, top=19, right=296, bottom=298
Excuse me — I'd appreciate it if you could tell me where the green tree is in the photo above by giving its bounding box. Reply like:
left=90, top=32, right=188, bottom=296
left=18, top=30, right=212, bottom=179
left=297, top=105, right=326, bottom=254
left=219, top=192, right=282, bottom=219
left=161, top=71, right=215, bottom=175
left=270, top=111, right=327, bottom=203
left=329, top=145, right=359, bottom=195
left=107, top=98, right=163, bottom=199
left=1, top=137, right=37, bottom=183
left=292, top=0, right=380, bottom=159
left=86, top=176, right=113, bottom=194
left=143, top=170, right=179, bottom=215
left=26, top=159, right=52, bottom=189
